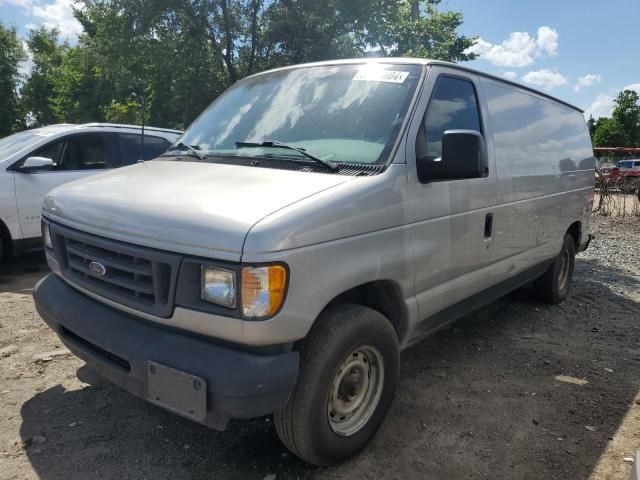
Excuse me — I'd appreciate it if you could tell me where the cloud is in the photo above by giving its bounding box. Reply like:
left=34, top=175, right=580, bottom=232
left=31, top=0, right=83, bottom=39
left=574, top=74, right=602, bottom=92
left=624, top=83, right=640, bottom=95
left=584, top=83, right=640, bottom=119
left=0, top=0, right=33, bottom=9
left=522, top=69, right=568, bottom=90
left=503, top=71, right=518, bottom=81
left=1, top=0, right=83, bottom=40
left=465, top=26, right=559, bottom=68
left=584, top=93, right=616, bottom=119
left=536, top=26, right=559, bottom=56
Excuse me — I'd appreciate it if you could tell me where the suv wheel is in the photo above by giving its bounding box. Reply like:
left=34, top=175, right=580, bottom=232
left=534, top=234, right=576, bottom=304
left=274, top=304, right=399, bottom=466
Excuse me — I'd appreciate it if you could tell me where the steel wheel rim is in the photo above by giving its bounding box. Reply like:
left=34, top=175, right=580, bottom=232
left=557, top=248, right=571, bottom=291
left=328, top=345, right=385, bottom=437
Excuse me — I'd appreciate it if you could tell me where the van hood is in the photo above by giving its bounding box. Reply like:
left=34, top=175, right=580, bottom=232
left=42, top=160, right=351, bottom=260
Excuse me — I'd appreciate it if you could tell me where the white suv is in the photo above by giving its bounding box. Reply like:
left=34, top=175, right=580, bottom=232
left=0, top=123, right=181, bottom=260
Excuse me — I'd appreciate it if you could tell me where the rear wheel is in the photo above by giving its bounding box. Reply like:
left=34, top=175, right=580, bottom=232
left=274, top=304, right=399, bottom=466
left=534, top=234, right=576, bottom=304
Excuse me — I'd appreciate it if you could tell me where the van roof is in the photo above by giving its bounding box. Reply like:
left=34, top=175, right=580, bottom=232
left=250, top=57, right=584, bottom=114
left=33, top=123, right=183, bottom=135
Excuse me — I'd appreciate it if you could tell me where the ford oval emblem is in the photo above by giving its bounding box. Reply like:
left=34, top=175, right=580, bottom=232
left=88, top=261, right=107, bottom=277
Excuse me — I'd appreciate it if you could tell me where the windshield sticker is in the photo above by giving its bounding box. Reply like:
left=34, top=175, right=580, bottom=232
left=353, top=69, right=409, bottom=84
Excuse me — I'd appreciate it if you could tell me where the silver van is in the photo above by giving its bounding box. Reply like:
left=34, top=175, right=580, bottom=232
left=33, top=58, right=595, bottom=465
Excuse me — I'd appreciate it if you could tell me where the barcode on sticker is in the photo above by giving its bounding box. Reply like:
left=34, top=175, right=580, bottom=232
left=353, top=70, right=409, bottom=84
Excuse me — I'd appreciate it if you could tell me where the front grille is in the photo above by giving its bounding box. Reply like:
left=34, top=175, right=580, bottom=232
left=50, top=223, right=181, bottom=317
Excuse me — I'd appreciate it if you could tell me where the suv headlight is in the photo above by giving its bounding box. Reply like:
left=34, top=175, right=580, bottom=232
left=201, top=267, right=236, bottom=308
left=43, top=222, right=53, bottom=250
left=241, top=265, right=287, bottom=319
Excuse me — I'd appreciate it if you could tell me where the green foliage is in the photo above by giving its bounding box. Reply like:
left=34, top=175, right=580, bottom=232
left=20, top=27, right=67, bottom=127
left=0, top=24, right=26, bottom=137
left=10, top=0, right=475, bottom=132
left=102, top=99, right=151, bottom=124
left=612, top=90, right=640, bottom=145
left=591, top=89, right=640, bottom=147
left=362, top=0, right=477, bottom=60
left=592, top=117, right=629, bottom=148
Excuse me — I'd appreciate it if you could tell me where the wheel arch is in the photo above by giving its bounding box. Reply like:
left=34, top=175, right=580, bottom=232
left=566, top=221, right=582, bottom=249
left=0, top=218, right=13, bottom=260
left=321, top=280, right=409, bottom=344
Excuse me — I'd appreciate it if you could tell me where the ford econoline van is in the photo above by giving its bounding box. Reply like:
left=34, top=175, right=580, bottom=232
left=33, top=58, right=595, bottom=465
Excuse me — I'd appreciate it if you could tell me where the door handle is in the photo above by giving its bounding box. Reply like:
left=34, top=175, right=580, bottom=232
left=484, top=213, right=494, bottom=239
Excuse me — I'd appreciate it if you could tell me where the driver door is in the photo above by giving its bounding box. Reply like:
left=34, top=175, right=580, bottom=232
left=13, top=132, right=114, bottom=239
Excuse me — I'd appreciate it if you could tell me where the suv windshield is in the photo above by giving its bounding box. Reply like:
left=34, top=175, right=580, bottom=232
left=173, top=63, right=423, bottom=166
left=0, top=130, right=44, bottom=160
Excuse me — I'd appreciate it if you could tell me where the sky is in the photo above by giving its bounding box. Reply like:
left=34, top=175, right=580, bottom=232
left=444, top=0, right=640, bottom=119
left=1, top=0, right=638, bottom=120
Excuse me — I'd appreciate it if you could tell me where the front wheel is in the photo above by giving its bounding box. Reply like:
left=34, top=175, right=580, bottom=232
left=274, top=304, right=399, bottom=466
left=534, top=234, right=576, bottom=304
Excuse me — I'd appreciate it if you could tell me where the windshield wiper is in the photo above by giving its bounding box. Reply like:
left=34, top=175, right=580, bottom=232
left=163, top=143, right=206, bottom=160
left=235, top=140, right=338, bottom=172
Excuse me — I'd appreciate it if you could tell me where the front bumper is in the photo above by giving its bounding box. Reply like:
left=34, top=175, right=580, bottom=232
left=33, top=274, right=299, bottom=430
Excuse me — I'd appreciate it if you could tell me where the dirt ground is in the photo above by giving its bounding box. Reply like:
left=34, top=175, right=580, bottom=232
left=1, top=214, right=639, bottom=480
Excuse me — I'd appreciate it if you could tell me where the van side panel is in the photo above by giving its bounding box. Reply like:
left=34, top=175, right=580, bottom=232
left=481, top=79, right=594, bottom=270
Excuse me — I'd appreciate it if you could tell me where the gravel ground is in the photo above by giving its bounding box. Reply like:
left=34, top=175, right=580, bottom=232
left=1, top=214, right=639, bottom=480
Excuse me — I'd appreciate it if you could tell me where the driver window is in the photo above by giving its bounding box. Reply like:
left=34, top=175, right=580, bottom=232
left=417, top=76, right=482, bottom=162
left=32, top=140, right=66, bottom=167
left=59, top=133, right=108, bottom=170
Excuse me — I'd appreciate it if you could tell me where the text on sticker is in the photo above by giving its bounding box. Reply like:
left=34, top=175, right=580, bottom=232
left=353, top=70, right=409, bottom=84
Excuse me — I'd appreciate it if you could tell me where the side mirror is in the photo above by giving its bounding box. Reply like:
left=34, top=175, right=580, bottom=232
left=417, top=130, right=486, bottom=182
left=20, top=156, right=55, bottom=172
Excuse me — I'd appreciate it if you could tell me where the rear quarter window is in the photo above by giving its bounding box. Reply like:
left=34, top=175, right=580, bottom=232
left=117, top=134, right=170, bottom=166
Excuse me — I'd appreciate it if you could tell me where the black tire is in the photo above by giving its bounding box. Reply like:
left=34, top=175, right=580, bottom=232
left=534, top=234, right=576, bottom=304
left=274, top=304, right=399, bottom=466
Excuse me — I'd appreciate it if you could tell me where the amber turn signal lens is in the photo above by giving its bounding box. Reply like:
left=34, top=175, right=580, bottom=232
left=241, top=265, right=287, bottom=318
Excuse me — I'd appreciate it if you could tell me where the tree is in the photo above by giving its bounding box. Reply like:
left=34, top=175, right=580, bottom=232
left=362, top=0, right=478, bottom=60
left=612, top=89, right=640, bottom=145
left=0, top=24, right=26, bottom=136
left=592, top=117, right=628, bottom=148
left=587, top=115, right=596, bottom=138
left=261, top=0, right=369, bottom=66
left=13, top=0, right=477, bottom=130
left=20, top=27, right=67, bottom=126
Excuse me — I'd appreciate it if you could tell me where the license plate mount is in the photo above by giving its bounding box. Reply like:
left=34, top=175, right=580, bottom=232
left=145, top=361, right=207, bottom=422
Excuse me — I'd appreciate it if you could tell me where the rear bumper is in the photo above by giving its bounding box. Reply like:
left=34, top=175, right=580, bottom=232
left=33, top=273, right=299, bottom=430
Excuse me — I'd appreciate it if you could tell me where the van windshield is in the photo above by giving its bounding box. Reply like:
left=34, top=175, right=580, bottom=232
left=173, top=63, right=422, bottom=166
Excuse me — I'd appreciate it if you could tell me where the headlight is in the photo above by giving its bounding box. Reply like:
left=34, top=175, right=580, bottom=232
left=241, top=265, right=287, bottom=319
left=43, top=222, right=53, bottom=250
left=201, top=267, right=236, bottom=308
